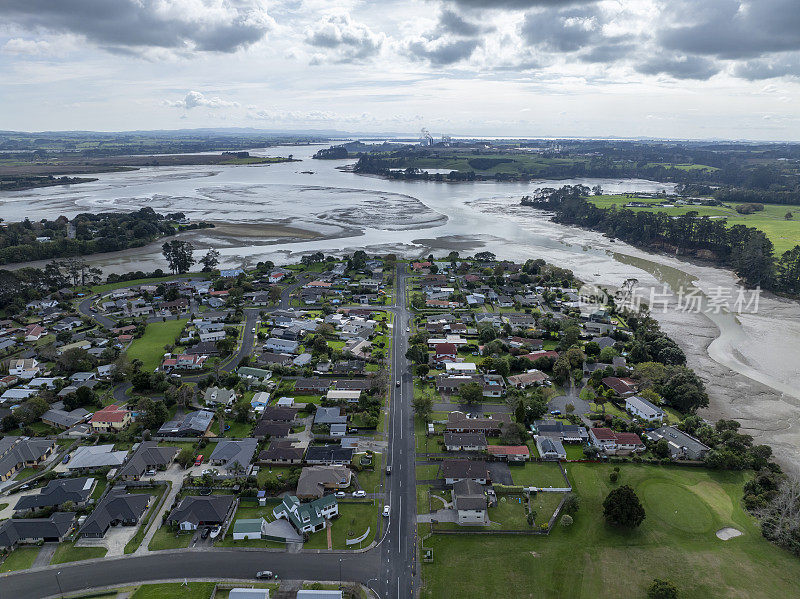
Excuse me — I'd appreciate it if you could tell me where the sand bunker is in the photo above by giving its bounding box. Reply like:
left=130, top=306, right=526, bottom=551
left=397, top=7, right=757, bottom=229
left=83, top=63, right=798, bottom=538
left=716, top=527, right=743, bottom=540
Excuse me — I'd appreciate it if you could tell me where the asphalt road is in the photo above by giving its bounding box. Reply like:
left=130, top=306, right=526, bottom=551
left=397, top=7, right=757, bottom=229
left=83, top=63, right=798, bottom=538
left=14, top=271, right=419, bottom=598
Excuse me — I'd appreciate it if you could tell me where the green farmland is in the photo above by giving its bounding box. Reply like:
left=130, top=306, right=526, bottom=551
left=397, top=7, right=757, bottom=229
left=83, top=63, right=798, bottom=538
left=587, top=195, right=800, bottom=254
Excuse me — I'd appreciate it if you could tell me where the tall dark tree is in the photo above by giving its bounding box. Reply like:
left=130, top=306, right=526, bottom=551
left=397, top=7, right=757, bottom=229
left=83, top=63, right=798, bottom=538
left=603, top=485, right=646, bottom=528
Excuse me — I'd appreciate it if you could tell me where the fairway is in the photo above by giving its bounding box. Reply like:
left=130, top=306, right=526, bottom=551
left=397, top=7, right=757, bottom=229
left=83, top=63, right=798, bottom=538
left=587, top=195, right=800, bottom=254
left=127, top=319, right=188, bottom=372
left=420, top=464, right=800, bottom=599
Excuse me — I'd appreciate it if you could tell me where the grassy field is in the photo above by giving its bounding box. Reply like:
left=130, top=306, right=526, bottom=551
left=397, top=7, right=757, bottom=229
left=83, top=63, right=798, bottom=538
left=50, top=542, right=107, bottom=564
left=0, top=546, right=39, bottom=572
left=303, top=502, right=378, bottom=550
left=130, top=582, right=217, bottom=599
left=127, top=319, right=188, bottom=372
left=510, top=462, right=569, bottom=489
left=420, top=463, right=800, bottom=599
left=148, top=526, right=192, bottom=551
left=587, top=195, right=800, bottom=254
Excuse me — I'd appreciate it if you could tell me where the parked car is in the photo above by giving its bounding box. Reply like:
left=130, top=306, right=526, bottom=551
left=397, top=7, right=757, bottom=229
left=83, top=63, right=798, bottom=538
left=383, top=505, right=390, bottom=517
left=62, top=454, right=71, bottom=464
left=201, top=527, right=211, bottom=540
left=353, top=490, right=367, bottom=498
left=395, top=380, right=400, bottom=387
left=550, top=410, right=561, bottom=416
left=385, top=465, right=392, bottom=475
left=145, top=469, right=156, bottom=477
left=209, top=526, right=221, bottom=539
left=255, top=571, right=274, bottom=579
left=335, top=491, right=346, bottom=498
left=194, top=455, right=204, bottom=466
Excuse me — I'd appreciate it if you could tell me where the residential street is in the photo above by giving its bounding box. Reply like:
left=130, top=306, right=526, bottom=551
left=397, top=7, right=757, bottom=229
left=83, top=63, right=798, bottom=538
left=4, top=268, right=418, bottom=598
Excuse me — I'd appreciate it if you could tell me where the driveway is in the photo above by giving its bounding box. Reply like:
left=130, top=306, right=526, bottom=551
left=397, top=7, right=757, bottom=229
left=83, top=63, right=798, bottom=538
left=76, top=523, right=138, bottom=557
left=417, top=508, right=457, bottom=524
left=133, top=463, right=189, bottom=555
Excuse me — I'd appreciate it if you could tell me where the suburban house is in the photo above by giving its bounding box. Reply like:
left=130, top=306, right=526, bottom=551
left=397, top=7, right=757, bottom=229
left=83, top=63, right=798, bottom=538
left=0, top=512, right=75, bottom=548
left=41, top=406, right=90, bottom=430
left=445, top=411, right=510, bottom=437
left=304, top=445, right=354, bottom=466
left=264, top=338, right=299, bottom=354
left=204, top=386, right=236, bottom=408
left=14, top=477, right=95, bottom=512
left=0, top=436, right=57, bottom=482
left=90, top=404, right=131, bottom=433
left=535, top=436, right=567, bottom=461
left=296, top=465, right=352, bottom=500
left=157, top=410, right=214, bottom=437
left=258, top=440, right=306, bottom=465
left=326, top=389, right=362, bottom=404
left=116, top=442, right=179, bottom=481
left=625, top=396, right=664, bottom=422
left=232, top=518, right=269, bottom=540
left=589, top=428, right=645, bottom=454
left=79, top=492, right=151, bottom=538
left=67, top=444, right=128, bottom=471
left=532, top=420, right=589, bottom=443
left=443, top=432, right=487, bottom=452
left=507, top=370, right=549, bottom=389
left=487, top=445, right=530, bottom=462
left=168, top=495, right=236, bottom=531
left=433, top=342, right=457, bottom=365
left=314, top=407, right=347, bottom=427
left=452, top=479, right=488, bottom=525
left=9, top=358, right=40, bottom=380
left=439, top=459, right=490, bottom=486
left=297, top=591, right=343, bottom=599
left=602, top=377, right=639, bottom=398
left=208, top=439, right=258, bottom=474
left=273, top=495, right=338, bottom=535
left=645, top=426, right=711, bottom=460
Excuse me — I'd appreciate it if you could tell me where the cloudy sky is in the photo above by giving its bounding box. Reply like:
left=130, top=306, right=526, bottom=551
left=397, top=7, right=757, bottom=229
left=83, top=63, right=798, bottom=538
left=1, top=0, right=799, bottom=140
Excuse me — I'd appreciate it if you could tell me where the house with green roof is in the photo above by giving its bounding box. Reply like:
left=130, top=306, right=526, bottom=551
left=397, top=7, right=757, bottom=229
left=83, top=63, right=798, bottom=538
left=232, top=518, right=266, bottom=540
left=272, top=494, right=338, bottom=535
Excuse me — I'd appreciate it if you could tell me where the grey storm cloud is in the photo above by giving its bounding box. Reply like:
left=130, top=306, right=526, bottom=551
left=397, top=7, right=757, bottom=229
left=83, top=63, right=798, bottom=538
left=406, top=38, right=481, bottom=65
left=519, top=5, right=601, bottom=53
left=437, top=9, right=489, bottom=36
left=0, top=0, right=271, bottom=54
left=657, top=0, right=800, bottom=60
left=734, top=55, right=800, bottom=80
left=579, top=41, right=637, bottom=64
left=636, top=55, right=720, bottom=81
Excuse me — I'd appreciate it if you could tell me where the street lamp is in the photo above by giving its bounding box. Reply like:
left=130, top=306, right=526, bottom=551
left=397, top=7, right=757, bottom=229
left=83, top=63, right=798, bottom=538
left=339, top=557, right=343, bottom=588
left=55, top=571, right=64, bottom=598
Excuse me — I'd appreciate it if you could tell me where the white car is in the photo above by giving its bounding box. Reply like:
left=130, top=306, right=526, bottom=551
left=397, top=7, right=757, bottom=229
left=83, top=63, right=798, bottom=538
left=335, top=491, right=346, bottom=498
left=383, top=505, right=390, bottom=517
left=209, top=526, right=221, bottom=539
left=353, top=490, right=367, bottom=498
left=405, top=327, right=410, bottom=333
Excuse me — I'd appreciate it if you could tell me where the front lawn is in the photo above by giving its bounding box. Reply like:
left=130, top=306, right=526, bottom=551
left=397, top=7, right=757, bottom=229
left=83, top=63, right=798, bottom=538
left=127, top=319, right=188, bottom=372
left=147, top=526, right=192, bottom=551
left=421, top=463, right=800, bottom=599
left=50, top=542, right=107, bottom=564
left=303, top=502, right=378, bottom=550
left=0, top=546, right=39, bottom=572
left=130, top=582, right=216, bottom=599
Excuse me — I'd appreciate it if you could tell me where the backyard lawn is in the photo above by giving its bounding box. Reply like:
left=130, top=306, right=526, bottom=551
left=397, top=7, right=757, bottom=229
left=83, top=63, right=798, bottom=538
left=127, top=319, right=188, bottom=372
left=0, top=546, right=39, bottom=572
left=510, top=461, right=569, bottom=489
left=421, top=463, right=800, bottom=599
left=50, top=542, right=107, bottom=564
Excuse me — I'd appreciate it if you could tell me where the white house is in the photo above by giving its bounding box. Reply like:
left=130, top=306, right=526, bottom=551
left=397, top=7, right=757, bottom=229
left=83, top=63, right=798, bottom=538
left=9, top=358, right=40, bottom=379
left=199, top=330, right=227, bottom=343
left=625, top=396, right=664, bottom=422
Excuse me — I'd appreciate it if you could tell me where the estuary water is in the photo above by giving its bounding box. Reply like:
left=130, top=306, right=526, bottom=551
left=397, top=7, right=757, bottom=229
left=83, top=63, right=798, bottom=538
left=2, top=143, right=799, bottom=464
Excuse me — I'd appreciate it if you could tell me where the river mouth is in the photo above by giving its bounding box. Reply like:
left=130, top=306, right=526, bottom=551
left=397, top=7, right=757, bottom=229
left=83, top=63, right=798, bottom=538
left=3, top=143, right=800, bottom=466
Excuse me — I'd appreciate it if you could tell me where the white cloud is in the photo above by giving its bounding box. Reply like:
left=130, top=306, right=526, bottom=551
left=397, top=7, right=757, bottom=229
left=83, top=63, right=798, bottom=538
left=166, top=90, right=240, bottom=109
left=2, top=38, right=52, bottom=55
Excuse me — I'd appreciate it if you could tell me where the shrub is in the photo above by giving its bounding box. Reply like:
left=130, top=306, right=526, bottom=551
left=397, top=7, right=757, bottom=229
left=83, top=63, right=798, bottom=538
left=609, top=471, right=619, bottom=483
left=562, top=493, right=581, bottom=515
left=560, top=514, right=573, bottom=527
left=647, top=578, right=678, bottom=599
